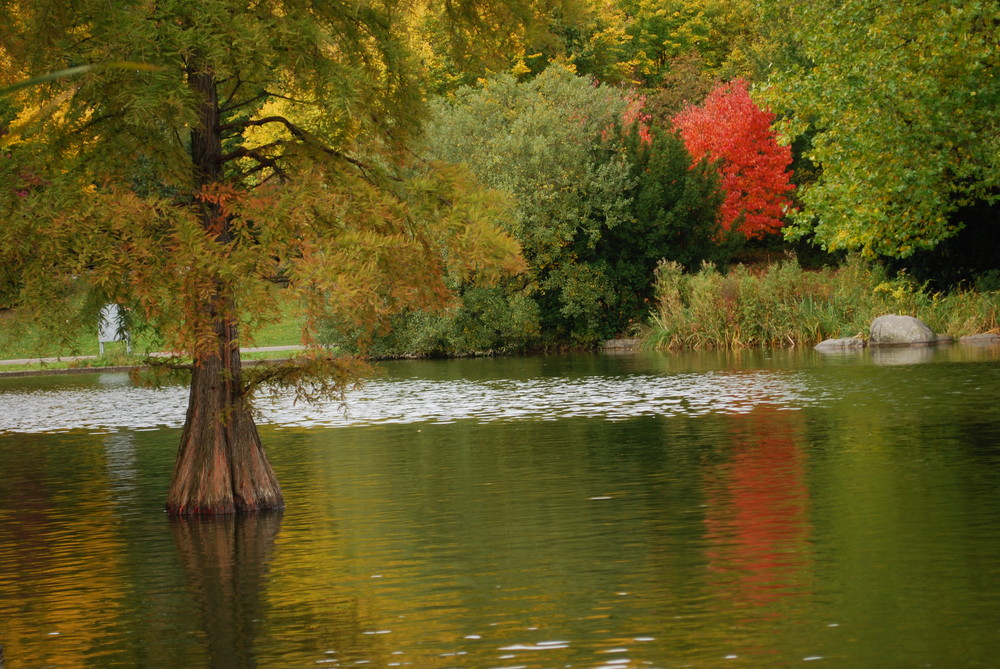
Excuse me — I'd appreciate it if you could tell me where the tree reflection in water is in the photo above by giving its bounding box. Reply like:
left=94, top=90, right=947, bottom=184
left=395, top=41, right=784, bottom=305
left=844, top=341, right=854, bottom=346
left=170, top=511, right=284, bottom=668
left=703, top=407, right=813, bottom=615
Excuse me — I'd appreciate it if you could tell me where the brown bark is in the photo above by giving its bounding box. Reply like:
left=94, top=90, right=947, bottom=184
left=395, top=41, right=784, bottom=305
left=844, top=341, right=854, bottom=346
left=166, top=321, right=283, bottom=515
left=165, top=58, right=283, bottom=516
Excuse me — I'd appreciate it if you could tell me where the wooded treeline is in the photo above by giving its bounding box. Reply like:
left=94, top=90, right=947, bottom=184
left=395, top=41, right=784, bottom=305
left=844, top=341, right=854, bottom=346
left=3, top=0, right=997, bottom=354
left=329, top=0, right=1000, bottom=354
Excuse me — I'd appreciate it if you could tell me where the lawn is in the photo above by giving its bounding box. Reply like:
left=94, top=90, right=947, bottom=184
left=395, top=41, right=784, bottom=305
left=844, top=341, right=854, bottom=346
left=0, top=296, right=305, bottom=368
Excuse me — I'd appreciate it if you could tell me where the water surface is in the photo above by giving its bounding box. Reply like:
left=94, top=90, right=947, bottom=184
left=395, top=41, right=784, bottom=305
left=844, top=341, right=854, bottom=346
left=1, top=346, right=1000, bottom=667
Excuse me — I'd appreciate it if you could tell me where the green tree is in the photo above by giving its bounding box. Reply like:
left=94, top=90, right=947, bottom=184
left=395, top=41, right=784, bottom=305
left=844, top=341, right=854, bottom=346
left=0, top=0, right=551, bottom=515
left=423, top=65, right=634, bottom=346
left=407, top=0, right=593, bottom=93
left=551, top=1, right=636, bottom=85
left=760, top=0, right=1000, bottom=258
left=602, top=121, right=728, bottom=330
left=408, top=0, right=762, bottom=92
left=619, top=0, right=713, bottom=86
left=410, top=67, right=730, bottom=347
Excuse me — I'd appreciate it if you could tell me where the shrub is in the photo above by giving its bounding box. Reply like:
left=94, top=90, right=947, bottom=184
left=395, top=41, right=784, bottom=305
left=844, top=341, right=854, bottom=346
left=595, top=122, right=732, bottom=336
left=322, top=281, right=541, bottom=358
left=422, top=65, right=633, bottom=348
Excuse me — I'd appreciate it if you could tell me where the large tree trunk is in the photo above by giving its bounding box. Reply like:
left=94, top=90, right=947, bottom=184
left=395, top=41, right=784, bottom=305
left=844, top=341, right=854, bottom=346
left=165, top=59, right=283, bottom=516
left=166, top=321, right=284, bottom=515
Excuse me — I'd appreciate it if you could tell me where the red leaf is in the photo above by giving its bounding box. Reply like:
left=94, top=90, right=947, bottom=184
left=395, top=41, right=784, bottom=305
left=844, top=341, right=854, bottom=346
left=673, top=79, right=795, bottom=239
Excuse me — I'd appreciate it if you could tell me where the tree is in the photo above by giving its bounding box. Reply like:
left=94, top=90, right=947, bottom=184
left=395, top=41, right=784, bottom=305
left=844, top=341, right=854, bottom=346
left=405, top=0, right=595, bottom=93
left=0, top=0, right=550, bottom=515
left=643, top=52, right=717, bottom=122
left=604, top=120, right=728, bottom=326
left=758, top=0, right=1000, bottom=258
left=407, top=68, right=732, bottom=347
left=673, top=78, right=795, bottom=239
left=407, top=0, right=763, bottom=92
left=616, top=0, right=713, bottom=87
left=423, top=65, right=634, bottom=346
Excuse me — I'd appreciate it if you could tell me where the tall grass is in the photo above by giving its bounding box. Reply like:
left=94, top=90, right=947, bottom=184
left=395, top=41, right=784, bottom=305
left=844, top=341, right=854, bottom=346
left=646, top=257, right=1000, bottom=349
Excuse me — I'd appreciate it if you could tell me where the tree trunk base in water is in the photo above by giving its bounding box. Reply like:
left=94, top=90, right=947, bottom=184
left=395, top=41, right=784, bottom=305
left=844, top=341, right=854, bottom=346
left=166, top=352, right=283, bottom=516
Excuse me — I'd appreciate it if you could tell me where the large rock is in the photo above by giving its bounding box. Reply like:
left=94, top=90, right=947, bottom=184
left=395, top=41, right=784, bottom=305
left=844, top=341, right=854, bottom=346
left=869, top=314, right=935, bottom=345
left=815, top=337, right=865, bottom=351
left=602, top=338, right=641, bottom=351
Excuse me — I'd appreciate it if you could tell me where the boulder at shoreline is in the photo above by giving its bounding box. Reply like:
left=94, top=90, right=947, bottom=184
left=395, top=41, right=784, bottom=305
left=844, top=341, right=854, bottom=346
left=959, top=333, right=1000, bottom=345
left=815, top=337, right=866, bottom=351
left=815, top=314, right=947, bottom=352
left=869, top=314, right=936, bottom=346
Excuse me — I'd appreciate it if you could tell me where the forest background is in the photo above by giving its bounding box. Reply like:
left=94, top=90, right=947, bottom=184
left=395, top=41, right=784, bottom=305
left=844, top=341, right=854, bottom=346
left=3, top=0, right=999, bottom=361
left=336, top=0, right=1000, bottom=354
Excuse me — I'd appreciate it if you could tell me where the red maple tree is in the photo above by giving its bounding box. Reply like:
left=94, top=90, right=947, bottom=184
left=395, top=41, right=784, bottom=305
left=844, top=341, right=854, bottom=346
left=673, top=79, right=795, bottom=239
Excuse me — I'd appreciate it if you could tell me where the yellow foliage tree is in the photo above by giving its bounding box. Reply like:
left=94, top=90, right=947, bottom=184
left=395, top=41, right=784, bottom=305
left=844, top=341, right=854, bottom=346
left=0, top=0, right=555, bottom=515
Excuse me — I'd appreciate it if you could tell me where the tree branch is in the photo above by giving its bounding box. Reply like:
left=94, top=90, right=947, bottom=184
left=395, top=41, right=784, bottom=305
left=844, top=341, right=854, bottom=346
left=220, top=90, right=267, bottom=115
left=77, top=110, right=126, bottom=132
left=218, top=140, right=284, bottom=164
left=144, top=356, right=194, bottom=371
left=219, top=74, right=244, bottom=111
left=217, top=114, right=305, bottom=136
left=219, top=115, right=388, bottom=177
left=220, top=145, right=288, bottom=181
left=261, top=90, right=314, bottom=105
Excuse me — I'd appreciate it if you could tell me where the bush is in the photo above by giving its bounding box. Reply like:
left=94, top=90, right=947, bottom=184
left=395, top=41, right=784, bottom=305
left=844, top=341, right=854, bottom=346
left=323, top=282, right=540, bottom=358
left=595, top=122, right=732, bottom=336
left=423, top=65, right=633, bottom=347
left=415, top=67, right=733, bottom=349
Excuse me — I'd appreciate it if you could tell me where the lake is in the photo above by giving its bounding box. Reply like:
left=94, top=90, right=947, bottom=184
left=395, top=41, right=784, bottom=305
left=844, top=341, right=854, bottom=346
left=2, top=345, right=1000, bottom=668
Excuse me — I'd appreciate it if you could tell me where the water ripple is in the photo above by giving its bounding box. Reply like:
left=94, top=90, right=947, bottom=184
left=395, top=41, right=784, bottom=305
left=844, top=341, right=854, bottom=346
left=284, top=371, right=816, bottom=429
left=0, top=368, right=817, bottom=434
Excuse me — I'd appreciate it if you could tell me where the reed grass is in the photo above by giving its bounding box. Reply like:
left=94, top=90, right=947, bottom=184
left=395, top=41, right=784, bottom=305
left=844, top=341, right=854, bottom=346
left=645, top=257, right=1000, bottom=349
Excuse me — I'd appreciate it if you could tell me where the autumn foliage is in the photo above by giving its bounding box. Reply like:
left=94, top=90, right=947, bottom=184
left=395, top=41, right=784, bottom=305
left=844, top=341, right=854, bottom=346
left=621, top=93, right=652, bottom=145
left=673, top=79, right=794, bottom=239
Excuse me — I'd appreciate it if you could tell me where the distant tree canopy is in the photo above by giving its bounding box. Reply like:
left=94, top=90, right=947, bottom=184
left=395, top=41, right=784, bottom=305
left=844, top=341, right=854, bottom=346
left=424, top=66, right=633, bottom=345
left=343, top=65, right=726, bottom=352
left=415, top=0, right=998, bottom=269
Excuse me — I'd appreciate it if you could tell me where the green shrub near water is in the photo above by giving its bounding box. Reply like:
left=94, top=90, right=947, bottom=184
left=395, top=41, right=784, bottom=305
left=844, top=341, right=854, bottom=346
left=408, top=65, right=731, bottom=353
left=646, top=257, right=1000, bottom=349
left=324, top=282, right=541, bottom=358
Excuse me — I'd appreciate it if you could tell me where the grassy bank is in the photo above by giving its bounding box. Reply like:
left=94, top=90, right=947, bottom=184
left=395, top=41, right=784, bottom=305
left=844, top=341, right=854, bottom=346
left=0, top=299, right=306, bottom=371
left=646, top=258, right=1000, bottom=350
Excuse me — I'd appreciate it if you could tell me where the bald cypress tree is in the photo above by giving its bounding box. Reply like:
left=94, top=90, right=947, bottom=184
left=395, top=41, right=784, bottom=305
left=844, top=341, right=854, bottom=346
left=0, top=0, right=557, bottom=514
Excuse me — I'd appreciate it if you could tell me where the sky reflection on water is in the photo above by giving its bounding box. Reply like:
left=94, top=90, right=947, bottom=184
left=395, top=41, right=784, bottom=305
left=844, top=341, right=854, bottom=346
left=0, top=365, right=818, bottom=434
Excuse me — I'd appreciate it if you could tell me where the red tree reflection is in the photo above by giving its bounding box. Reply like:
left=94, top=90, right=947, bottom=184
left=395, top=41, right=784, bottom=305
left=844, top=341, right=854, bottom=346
left=703, top=407, right=813, bottom=613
